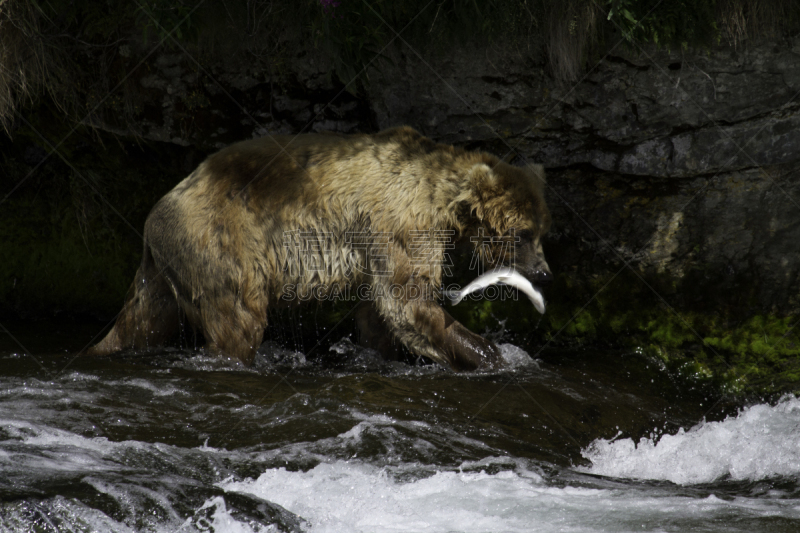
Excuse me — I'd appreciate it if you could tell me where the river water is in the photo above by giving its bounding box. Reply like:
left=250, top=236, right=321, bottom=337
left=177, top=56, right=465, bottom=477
left=1, top=320, right=799, bottom=532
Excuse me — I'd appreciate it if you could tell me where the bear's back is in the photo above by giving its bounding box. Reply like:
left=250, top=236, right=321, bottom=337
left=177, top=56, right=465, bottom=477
left=188, top=128, right=465, bottom=216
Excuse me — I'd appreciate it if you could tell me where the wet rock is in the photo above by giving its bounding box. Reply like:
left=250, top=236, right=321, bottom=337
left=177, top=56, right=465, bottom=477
left=187, top=493, right=306, bottom=533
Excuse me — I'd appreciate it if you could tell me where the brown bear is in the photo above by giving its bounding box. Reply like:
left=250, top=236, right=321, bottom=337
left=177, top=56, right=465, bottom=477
left=88, top=126, right=551, bottom=371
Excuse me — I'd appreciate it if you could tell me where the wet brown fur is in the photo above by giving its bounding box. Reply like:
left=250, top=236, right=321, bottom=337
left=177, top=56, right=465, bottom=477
left=88, top=127, right=550, bottom=370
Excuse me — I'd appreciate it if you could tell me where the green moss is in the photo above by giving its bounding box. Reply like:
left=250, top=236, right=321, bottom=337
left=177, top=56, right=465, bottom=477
left=452, top=269, right=799, bottom=396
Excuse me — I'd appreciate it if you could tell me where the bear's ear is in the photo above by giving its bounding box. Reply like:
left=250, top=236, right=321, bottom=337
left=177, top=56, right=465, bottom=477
left=467, top=163, right=500, bottom=191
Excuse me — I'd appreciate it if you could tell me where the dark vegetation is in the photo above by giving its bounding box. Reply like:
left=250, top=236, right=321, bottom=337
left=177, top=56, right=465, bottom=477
left=2, top=0, right=799, bottom=393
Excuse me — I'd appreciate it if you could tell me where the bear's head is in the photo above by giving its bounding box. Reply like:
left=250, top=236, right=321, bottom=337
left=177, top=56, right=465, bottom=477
left=455, top=159, right=552, bottom=286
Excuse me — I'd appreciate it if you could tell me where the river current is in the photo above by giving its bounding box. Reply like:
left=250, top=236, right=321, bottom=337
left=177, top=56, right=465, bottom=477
left=1, top=320, right=798, bottom=532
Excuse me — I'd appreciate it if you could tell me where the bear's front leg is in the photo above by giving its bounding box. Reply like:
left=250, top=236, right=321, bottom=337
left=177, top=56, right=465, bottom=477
left=355, top=301, right=406, bottom=362
left=411, top=300, right=502, bottom=371
left=374, top=293, right=501, bottom=371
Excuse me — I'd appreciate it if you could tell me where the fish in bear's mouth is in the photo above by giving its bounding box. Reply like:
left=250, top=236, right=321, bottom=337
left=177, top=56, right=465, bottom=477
left=446, top=267, right=546, bottom=314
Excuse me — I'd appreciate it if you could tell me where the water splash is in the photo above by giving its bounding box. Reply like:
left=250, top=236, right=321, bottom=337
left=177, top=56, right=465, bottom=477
left=582, top=395, right=800, bottom=484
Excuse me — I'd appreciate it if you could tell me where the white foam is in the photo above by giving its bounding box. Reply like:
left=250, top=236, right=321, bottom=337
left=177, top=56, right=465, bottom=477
left=582, top=396, right=800, bottom=484
left=219, top=458, right=800, bottom=533
left=221, top=461, right=541, bottom=533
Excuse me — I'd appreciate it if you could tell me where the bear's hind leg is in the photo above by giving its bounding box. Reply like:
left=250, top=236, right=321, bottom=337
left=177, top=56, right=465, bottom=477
left=87, top=250, right=180, bottom=356
left=200, top=296, right=265, bottom=366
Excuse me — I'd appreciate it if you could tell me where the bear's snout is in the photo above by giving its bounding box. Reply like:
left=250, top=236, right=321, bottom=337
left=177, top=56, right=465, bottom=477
left=517, top=247, right=552, bottom=290
left=527, top=268, right=552, bottom=286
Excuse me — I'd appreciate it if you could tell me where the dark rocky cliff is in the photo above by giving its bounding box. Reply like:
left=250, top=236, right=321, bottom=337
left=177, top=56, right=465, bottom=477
left=82, top=39, right=800, bottom=315
left=372, top=42, right=800, bottom=316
